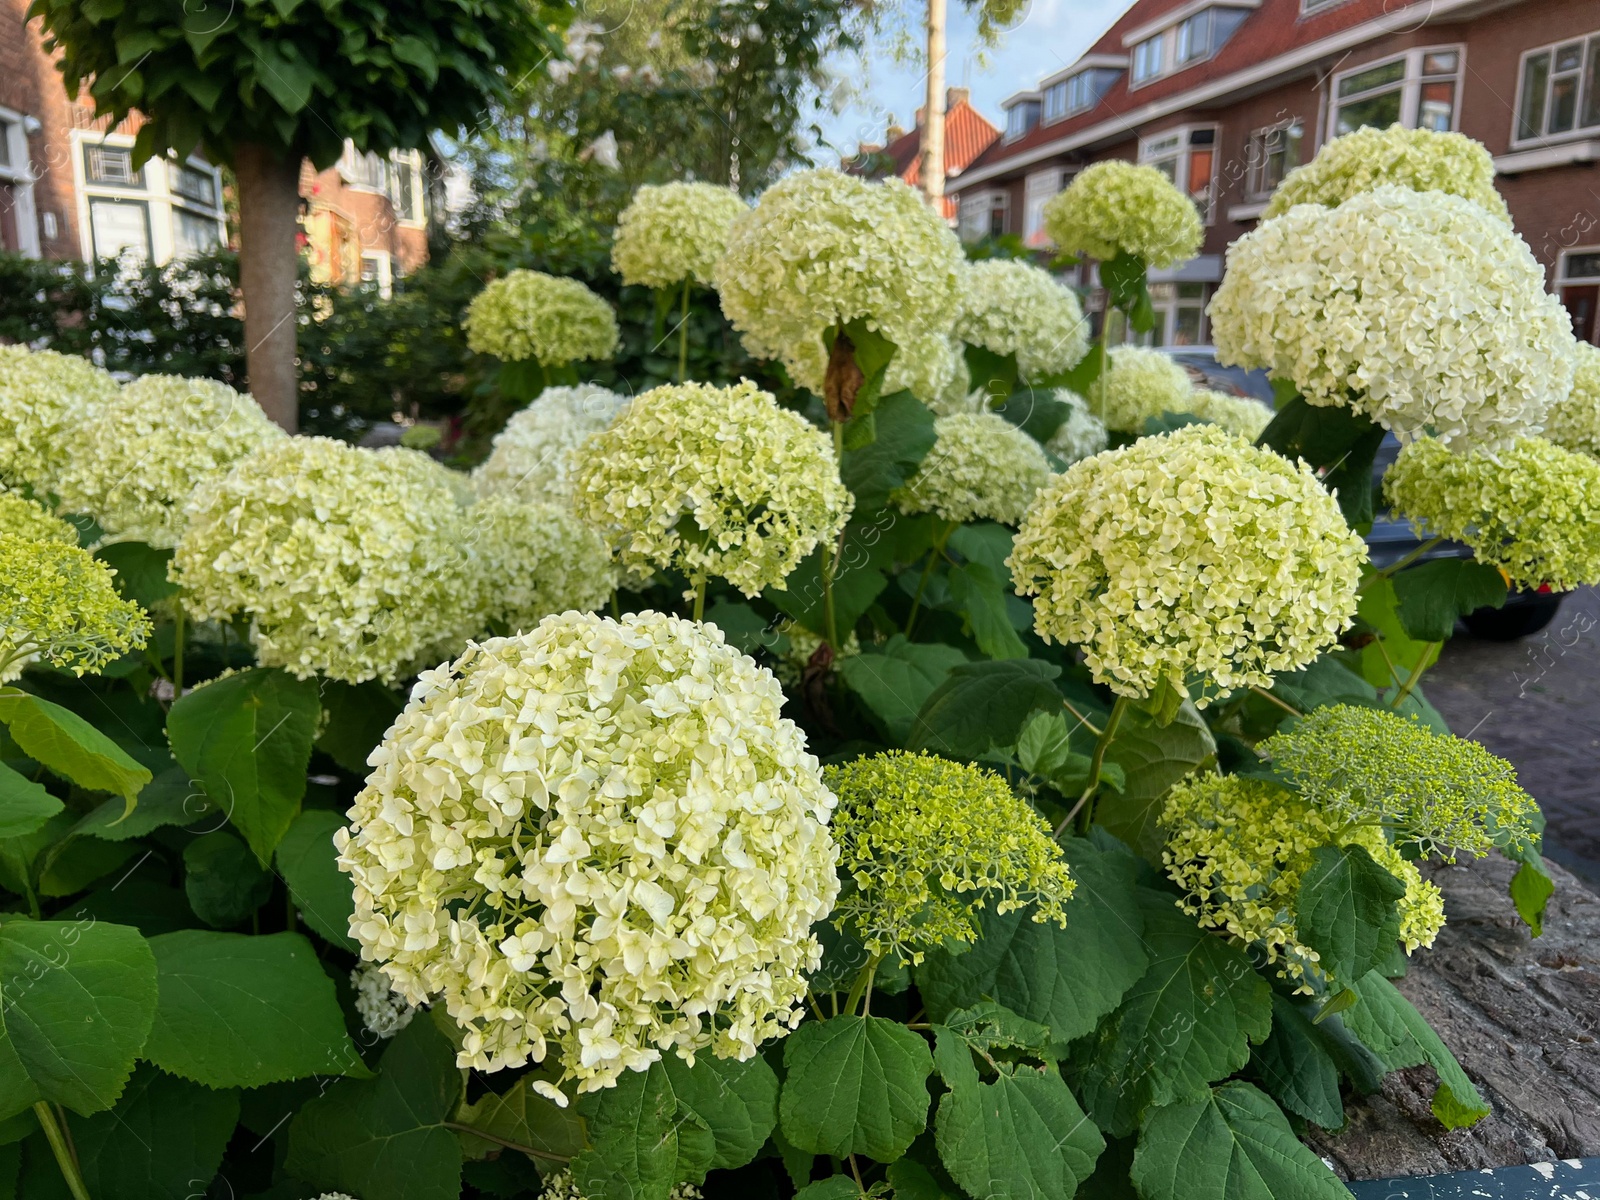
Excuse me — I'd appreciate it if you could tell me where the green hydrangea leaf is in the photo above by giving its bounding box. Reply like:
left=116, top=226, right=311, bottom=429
left=1391, top=558, right=1508, bottom=643
left=1343, top=971, right=1490, bottom=1128
left=92, top=541, right=177, bottom=610
left=661, top=1053, right=779, bottom=1172
left=71, top=768, right=212, bottom=842
left=1355, top=576, right=1441, bottom=691
left=0, top=918, right=156, bottom=1119
left=1098, top=700, right=1216, bottom=859
left=934, top=1063, right=1105, bottom=1200
left=1070, top=893, right=1271, bottom=1136
left=964, top=344, right=1019, bottom=404
left=770, top=544, right=888, bottom=642
left=0, top=762, right=62, bottom=839
left=144, top=930, right=363, bottom=1088
left=907, top=658, right=1063, bottom=759
left=166, top=667, right=321, bottom=865
left=946, top=562, right=1028, bottom=661
left=1247, top=995, right=1344, bottom=1129
left=702, top=601, right=787, bottom=657
left=454, top=1075, right=585, bottom=1163
left=885, top=1158, right=961, bottom=1200
left=1294, top=843, right=1406, bottom=987
left=574, top=1060, right=716, bottom=1200
left=917, top=836, right=1149, bottom=1044
left=1505, top=838, right=1555, bottom=937
left=63, top=1063, right=239, bottom=1200
left=286, top=1016, right=463, bottom=1200
left=794, top=1179, right=863, bottom=1200
left=183, top=830, right=273, bottom=929
left=1130, top=1081, right=1349, bottom=1200
left=0, top=692, right=151, bottom=805
left=779, top=1015, right=933, bottom=1162
left=1255, top=395, right=1385, bottom=530
left=838, top=636, right=968, bottom=743
left=840, top=388, right=937, bottom=511
left=275, top=808, right=358, bottom=951
left=313, top=679, right=403, bottom=776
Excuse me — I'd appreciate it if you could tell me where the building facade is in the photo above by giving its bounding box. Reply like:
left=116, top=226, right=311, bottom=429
left=955, top=0, right=1600, bottom=347
left=846, top=88, right=1001, bottom=221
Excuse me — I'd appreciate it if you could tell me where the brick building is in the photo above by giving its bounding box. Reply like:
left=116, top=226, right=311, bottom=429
left=954, top=0, right=1600, bottom=347
left=0, top=0, right=428, bottom=290
left=847, top=87, right=1001, bottom=220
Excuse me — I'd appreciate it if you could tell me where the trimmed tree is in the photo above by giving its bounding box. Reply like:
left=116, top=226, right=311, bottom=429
left=30, top=0, right=568, bottom=430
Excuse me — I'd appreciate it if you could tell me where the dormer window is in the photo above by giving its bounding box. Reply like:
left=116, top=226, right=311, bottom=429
left=1005, top=98, right=1041, bottom=141
left=1127, top=4, right=1255, bottom=87
left=1042, top=62, right=1125, bottom=122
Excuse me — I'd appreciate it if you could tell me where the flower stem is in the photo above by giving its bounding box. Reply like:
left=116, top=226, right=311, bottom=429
left=1370, top=536, right=1445, bottom=583
left=1248, top=684, right=1303, bottom=718
left=1058, top=694, right=1129, bottom=837
left=842, top=953, right=881, bottom=1018
left=904, top=522, right=955, bottom=638
left=1391, top=643, right=1440, bottom=708
left=34, top=1103, right=90, bottom=1200
left=442, top=1121, right=571, bottom=1164
left=691, top=577, right=706, bottom=623
left=677, top=278, right=691, bottom=384
left=171, top=602, right=185, bottom=697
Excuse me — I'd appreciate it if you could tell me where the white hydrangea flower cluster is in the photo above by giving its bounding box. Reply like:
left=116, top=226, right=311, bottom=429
left=1044, top=390, right=1109, bottom=464
left=1082, top=345, right=1194, bottom=434
left=1546, top=341, right=1600, bottom=459
left=927, top=345, right=982, bottom=417
left=336, top=612, right=841, bottom=1094
left=1178, top=388, right=1273, bottom=440
left=571, top=381, right=852, bottom=596
left=953, top=260, right=1090, bottom=382
left=893, top=412, right=1052, bottom=526
left=0, top=345, right=119, bottom=497
left=60, top=374, right=284, bottom=548
left=1384, top=435, right=1600, bottom=592
left=1041, top=161, right=1203, bottom=268
left=540, top=1171, right=701, bottom=1200
left=466, top=494, right=618, bottom=631
left=350, top=962, right=417, bottom=1038
left=1263, top=124, right=1509, bottom=221
left=1210, top=185, right=1575, bottom=448
left=173, top=437, right=477, bottom=683
left=385, top=446, right=476, bottom=507
left=1010, top=425, right=1366, bottom=704
left=472, top=385, right=631, bottom=505
left=464, top=270, right=620, bottom=366
left=714, top=169, right=963, bottom=389
left=611, top=182, right=747, bottom=289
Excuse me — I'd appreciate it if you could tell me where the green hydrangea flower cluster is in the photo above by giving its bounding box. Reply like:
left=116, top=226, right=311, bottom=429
left=1261, top=704, right=1540, bottom=859
left=1545, top=341, right=1600, bottom=460
left=466, top=494, right=617, bottom=632
left=60, top=373, right=285, bottom=549
left=173, top=437, right=478, bottom=683
left=1041, top=160, right=1203, bottom=268
left=1161, top=774, right=1445, bottom=990
left=1384, top=435, right=1600, bottom=591
left=1263, top=124, right=1509, bottom=222
left=953, top=260, right=1090, bottom=383
left=1211, top=185, right=1574, bottom=448
left=714, top=169, right=964, bottom=390
left=893, top=411, right=1052, bottom=526
left=464, top=270, right=620, bottom=366
left=1082, top=345, right=1194, bottom=434
left=0, top=345, right=119, bottom=497
left=1177, top=389, right=1273, bottom=440
left=0, top=488, right=78, bottom=546
left=471, top=384, right=630, bottom=506
left=1010, top=425, right=1366, bottom=705
left=1044, top=390, right=1109, bottom=464
left=571, top=380, right=852, bottom=596
left=611, top=181, right=746, bottom=289
left=0, top=535, right=150, bottom=679
left=824, top=751, right=1075, bottom=967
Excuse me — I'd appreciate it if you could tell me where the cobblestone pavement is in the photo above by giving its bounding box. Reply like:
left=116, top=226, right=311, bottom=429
left=1424, top=585, right=1600, bottom=887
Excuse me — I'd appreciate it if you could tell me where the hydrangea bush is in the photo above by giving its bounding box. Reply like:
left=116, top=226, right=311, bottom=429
left=0, top=124, right=1583, bottom=1200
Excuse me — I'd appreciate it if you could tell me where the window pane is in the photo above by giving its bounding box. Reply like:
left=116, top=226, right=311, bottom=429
left=173, top=209, right=221, bottom=258
left=1551, top=74, right=1579, bottom=133
left=1419, top=81, right=1455, bottom=131
left=0, top=123, right=11, bottom=170
left=1555, top=42, right=1584, bottom=73
left=1338, top=59, right=1405, bottom=98
left=170, top=162, right=215, bottom=207
left=1421, top=50, right=1458, bottom=76
left=1519, top=53, right=1550, bottom=139
left=1149, top=155, right=1177, bottom=183
left=89, top=199, right=149, bottom=262
left=1565, top=252, right=1600, bottom=280
left=1134, top=37, right=1161, bottom=81
left=1177, top=282, right=1205, bottom=299
left=86, top=145, right=140, bottom=187
left=1583, top=39, right=1600, bottom=129
left=1336, top=91, right=1403, bottom=135
left=1173, top=305, right=1204, bottom=346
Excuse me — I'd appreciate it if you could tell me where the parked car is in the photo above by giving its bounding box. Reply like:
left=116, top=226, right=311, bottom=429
left=1159, top=347, right=1565, bottom=640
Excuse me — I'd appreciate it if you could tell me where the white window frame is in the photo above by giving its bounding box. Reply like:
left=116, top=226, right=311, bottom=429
left=1004, top=97, right=1041, bottom=143
left=1300, top=0, right=1353, bottom=13
left=0, top=106, right=40, bottom=258
left=1042, top=81, right=1069, bottom=124
left=360, top=250, right=394, bottom=298
left=1126, top=5, right=1254, bottom=90
left=1023, top=167, right=1067, bottom=247
left=1327, top=45, right=1464, bottom=141
left=1511, top=31, right=1600, bottom=148
left=386, top=149, right=427, bottom=228
left=339, top=142, right=387, bottom=192
left=1139, top=124, right=1221, bottom=225
left=1561, top=246, right=1600, bottom=285
left=71, top=130, right=227, bottom=267
left=1244, top=118, right=1305, bottom=200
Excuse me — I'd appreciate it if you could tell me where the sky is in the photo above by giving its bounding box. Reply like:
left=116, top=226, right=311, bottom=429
left=815, top=0, right=1131, bottom=160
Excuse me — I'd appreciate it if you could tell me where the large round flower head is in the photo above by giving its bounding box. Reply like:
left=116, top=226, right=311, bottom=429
left=892, top=411, right=1051, bottom=526
left=1385, top=435, right=1600, bottom=591
left=173, top=437, right=477, bottom=684
left=1044, top=390, right=1110, bottom=464
left=1082, top=344, right=1194, bottom=434
left=1210, top=185, right=1575, bottom=448
left=1161, top=774, right=1444, bottom=990
left=571, top=380, right=852, bottom=596
left=1263, top=125, right=1509, bottom=221
left=1009, top=425, right=1366, bottom=705
left=0, top=345, right=119, bottom=497
left=1177, top=388, right=1273, bottom=440
left=466, top=494, right=617, bottom=631
left=463, top=270, right=620, bottom=366
left=611, top=181, right=746, bottom=289
left=823, top=752, right=1074, bottom=967
left=540, top=1171, right=701, bottom=1200
left=336, top=612, right=841, bottom=1093
left=954, top=260, right=1090, bottom=383
left=472, top=384, right=631, bottom=505
left=1261, top=705, right=1539, bottom=859
left=61, top=373, right=285, bottom=548
left=0, top=488, right=78, bottom=546
left=1041, top=160, right=1203, bottom=268
left=1545, top=341, right=1600, bottom=460
left=0, top=535, right=150, bottom=678
left=714, top=169, right=963, bottom=388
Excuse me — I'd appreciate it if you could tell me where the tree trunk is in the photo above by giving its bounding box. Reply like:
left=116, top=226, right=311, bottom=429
left=234, top=142, right=303, bottom=432
left=920, top=0, right=948, bottom=207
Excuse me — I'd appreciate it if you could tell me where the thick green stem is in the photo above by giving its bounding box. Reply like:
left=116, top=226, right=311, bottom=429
left=691, top=577, right=706, bottom=623
left=1248, top=684, right=1303, bottom=719
left=831, top=417, right=844, bottom=461
left=842, top=953, right=882, bottom=1018
left=677, top=278, right=691, bottom=384
left=171, top=602, right=185, bottom=696
left=1391, top=643, right=1440, bottom=708
left=1056, top=694, right=1129, bottom=837
left=34, top=1103, right=90, bottom=1200
left=1371, top=536, right=1446, bottom=583
left=904, top=522, right=955, bottom=638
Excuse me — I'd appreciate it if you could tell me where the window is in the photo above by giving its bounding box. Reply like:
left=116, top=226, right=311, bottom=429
left=1246, top=120, right=1304, bottom=197
left=1301, top=0, right=1350, bottom=12
left=1561, top=249, right=1600, bottom=344
left=85, top=144, right=143, bottom=189
left=1024, top=167, right=1067, bottom=246
left=1125, top=282, right=1210, bottom=348
left=172, top=208, right=222, bottom=258
left=169, top=160, right=217, bottom=207
left=1140, top=126, right=1219, bottom=223
left=360, top=251, right=393, bottom=299
left=0, top=112, right=35, bottom=257
left=1133, top=36, right=1164, bottom=83
left=76, top=134, right=226, bottom=266
left=1043, top=81, right=1069, bottom=122
left=1515, top=32, right=1600, bottom=143
left=387, top=151, right=426, bottom=224
left=1332, top=47, right=1461, bottom=138
left=1130, top=7, right=1250, bottom=86
left=1005, top=100, right=1041, bottom=141
left=88, top=197, right=152, bottom=262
